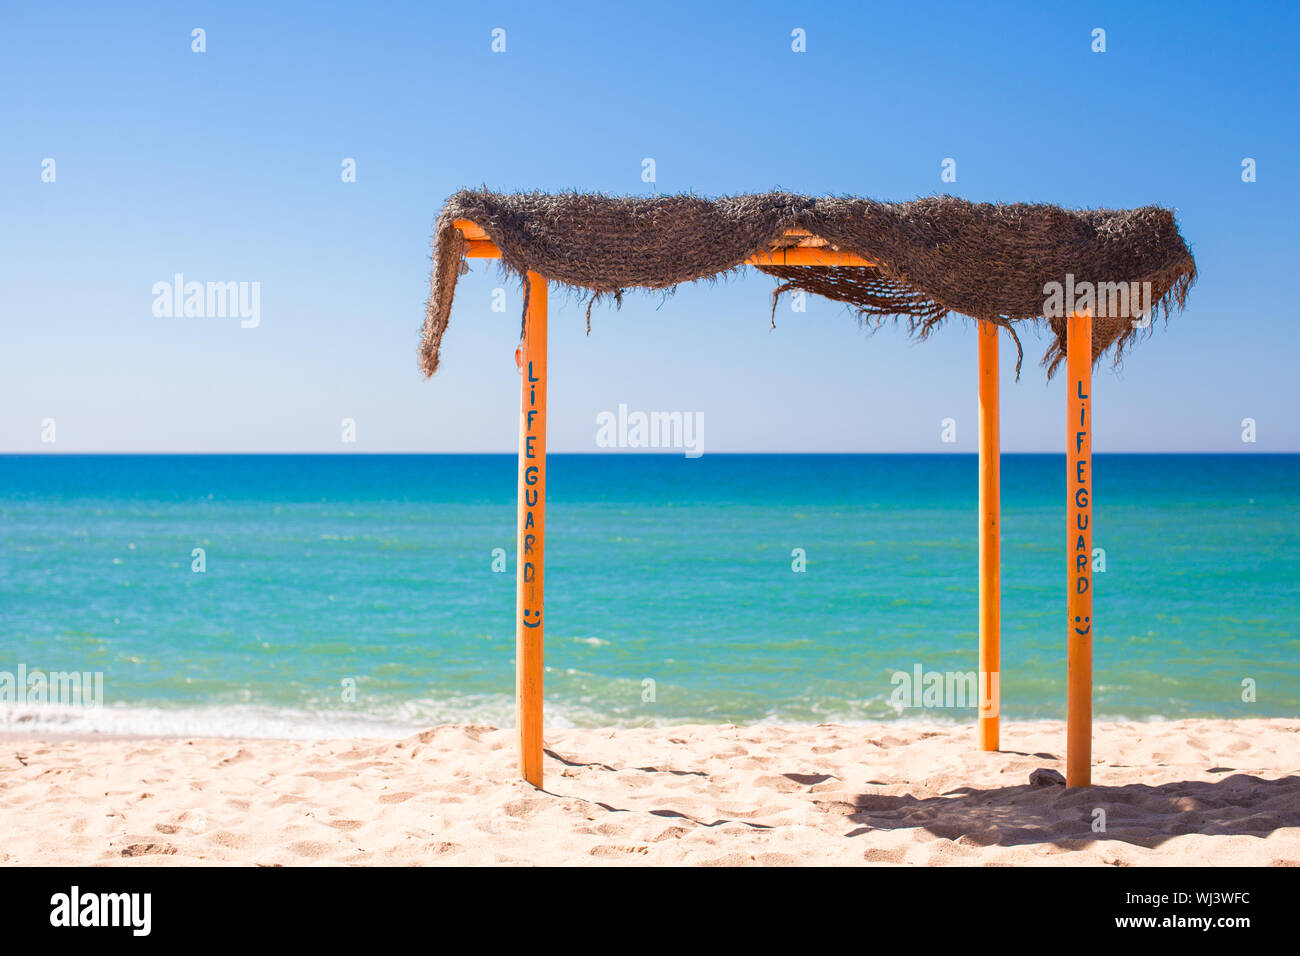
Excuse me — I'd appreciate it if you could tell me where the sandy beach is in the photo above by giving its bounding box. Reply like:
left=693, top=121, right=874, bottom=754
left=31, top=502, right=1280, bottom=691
left=0, top=718, right=1295, bottom=866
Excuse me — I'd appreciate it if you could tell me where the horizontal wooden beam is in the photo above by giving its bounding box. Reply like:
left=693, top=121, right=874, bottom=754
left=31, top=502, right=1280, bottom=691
left=747, top=248, right=876, bottom=266
left=463, top=239, right=503, bottom=258
left=453, top=219, right=490, bottom=241
left=452, top=220, right=876, bottom=267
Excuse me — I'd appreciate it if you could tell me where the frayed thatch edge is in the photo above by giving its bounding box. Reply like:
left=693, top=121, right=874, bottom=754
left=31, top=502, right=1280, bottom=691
left=763, top=269, right=1036, bottom=377
left=418, top=206, right=465, bottom=378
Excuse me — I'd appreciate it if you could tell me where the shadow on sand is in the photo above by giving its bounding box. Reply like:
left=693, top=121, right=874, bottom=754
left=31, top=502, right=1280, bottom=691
left=841, top=773, right=1300, bottom=849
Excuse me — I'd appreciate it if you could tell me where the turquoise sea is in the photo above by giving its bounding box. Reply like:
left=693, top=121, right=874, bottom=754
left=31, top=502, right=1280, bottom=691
left=0, top=454, right=1296, bottom=737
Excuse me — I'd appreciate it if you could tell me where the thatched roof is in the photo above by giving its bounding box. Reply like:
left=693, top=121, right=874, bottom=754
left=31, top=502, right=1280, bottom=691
left=420, top=190, right=1195, bottom=379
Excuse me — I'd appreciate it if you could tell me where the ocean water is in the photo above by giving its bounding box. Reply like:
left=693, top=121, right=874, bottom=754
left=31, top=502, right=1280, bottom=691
left=1, top=454, right=1296, bottom=737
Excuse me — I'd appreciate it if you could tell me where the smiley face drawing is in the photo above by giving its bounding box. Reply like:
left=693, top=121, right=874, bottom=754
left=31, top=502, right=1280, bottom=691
left=1073, top=615, right=1091, bottom=636
left=522, top=607, right=543, bottom=629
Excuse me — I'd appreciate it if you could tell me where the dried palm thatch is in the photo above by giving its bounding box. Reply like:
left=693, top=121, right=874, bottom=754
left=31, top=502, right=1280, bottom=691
left=420, top=189, right=1195, bottom=379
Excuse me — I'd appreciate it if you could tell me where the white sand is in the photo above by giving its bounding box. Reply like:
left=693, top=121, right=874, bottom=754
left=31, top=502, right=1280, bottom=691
left=1, top=719, right=1295, bottom=866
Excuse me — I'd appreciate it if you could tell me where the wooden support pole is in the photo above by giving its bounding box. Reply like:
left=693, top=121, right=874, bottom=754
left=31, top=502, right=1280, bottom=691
left=1066, top=310, right=1093, bottom=787
left=516, top=271, right=547, bottom=787
left=977, top=320, right=1000, bottom=751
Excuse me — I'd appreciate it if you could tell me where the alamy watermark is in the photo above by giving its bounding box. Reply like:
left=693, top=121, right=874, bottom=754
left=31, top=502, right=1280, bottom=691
left=1043, top=274, right=1153, bottom=327
left=1, top=664, right=104, bottom=707
left=50, top=886, right=150, bottom=936
left=152, top=274, right=260, bottom=328
left=890, top=665, right=998, bottom=717
left=596, top=403, right=703, bottom=458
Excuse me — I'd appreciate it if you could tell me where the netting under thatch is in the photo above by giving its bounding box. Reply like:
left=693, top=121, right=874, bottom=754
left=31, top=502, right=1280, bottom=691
left=420, top=190, right=1195, bottom=379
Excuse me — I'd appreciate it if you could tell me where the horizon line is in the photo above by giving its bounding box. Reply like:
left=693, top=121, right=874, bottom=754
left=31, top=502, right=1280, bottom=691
left=2, top=450, right=1294, bottom=457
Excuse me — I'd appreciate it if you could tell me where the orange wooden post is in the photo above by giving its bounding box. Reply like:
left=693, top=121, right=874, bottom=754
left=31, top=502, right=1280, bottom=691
left=516, top=271, right=547, bottom=787
left=1066, top=310, right=1093, bottom=787
left=977, top=320, right=1000, bottom=751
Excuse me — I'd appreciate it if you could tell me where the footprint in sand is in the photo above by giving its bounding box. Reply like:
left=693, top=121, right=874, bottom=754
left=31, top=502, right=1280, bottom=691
left=651, top=826, right=691, bottom=842
left=588, top=844, right=650, bottom=857
left=273, top=777, right=323, bottom=798
left=120, top=842, right=177, bottom=857
left=217, top=749, right=254, bottom=767
left=207, top=830, right=253, bottom=849
left=285, top=840, right=334, bottom=858
left=863, top=846, right=907, bottom=863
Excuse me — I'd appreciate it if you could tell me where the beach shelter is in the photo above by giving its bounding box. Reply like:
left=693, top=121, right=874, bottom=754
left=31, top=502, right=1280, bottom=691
left=420, top=190, right=1196, bottom=789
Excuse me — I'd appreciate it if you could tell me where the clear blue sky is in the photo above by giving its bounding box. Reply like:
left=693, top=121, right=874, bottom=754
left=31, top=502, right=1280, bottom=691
left=2, top=0, right=1296, bottom=452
